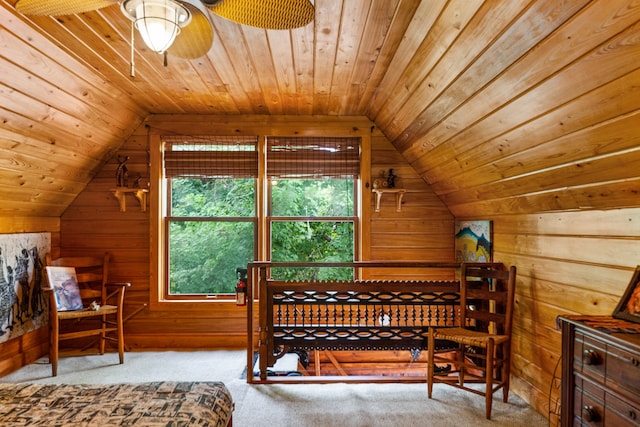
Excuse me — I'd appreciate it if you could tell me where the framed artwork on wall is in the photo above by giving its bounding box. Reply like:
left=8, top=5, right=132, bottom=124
left=613, top=266, right=640, bottom=324
left=0, top=232, right=51, bottom=343
left=454, top=220, right=492, bottom=262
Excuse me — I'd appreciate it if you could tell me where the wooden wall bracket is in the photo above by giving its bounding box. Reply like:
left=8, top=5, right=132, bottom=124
left=112, top=188, right=149, bottom=212
left=372, top=188, right=406, bottom=212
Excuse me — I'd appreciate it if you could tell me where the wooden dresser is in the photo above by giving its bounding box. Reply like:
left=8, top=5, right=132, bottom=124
left=559, top=315, right=640, bottom=426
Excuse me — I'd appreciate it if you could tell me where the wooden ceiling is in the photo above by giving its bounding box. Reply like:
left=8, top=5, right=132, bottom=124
left=2, top=0, right=640, bottom=218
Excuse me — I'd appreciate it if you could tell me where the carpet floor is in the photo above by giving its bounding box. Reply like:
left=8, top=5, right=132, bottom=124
left=1, top=350, right=548, bottom=426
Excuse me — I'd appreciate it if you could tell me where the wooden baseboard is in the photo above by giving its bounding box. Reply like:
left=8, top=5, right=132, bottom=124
left=0, top=328, right=49, bottom=377
left=123, top=333, right=246, bottom=350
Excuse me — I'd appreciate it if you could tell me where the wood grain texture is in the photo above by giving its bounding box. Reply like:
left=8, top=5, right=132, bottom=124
left=2, top=0, right=640, bottom=420
left=2, top=1, right=640, bottom=218
left=52, top=115, right=455, bottom=350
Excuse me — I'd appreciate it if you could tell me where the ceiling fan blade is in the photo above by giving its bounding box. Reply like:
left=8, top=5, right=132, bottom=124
left=15, top=0, right=118, bottom=16
left=168, top=0, right=215, bottom=59
left=207, top=0, right=314, bottom=30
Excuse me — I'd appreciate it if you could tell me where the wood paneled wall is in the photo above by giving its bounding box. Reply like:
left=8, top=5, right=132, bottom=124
left=367, top=133, right=454, bottom=279
left=461, top=209, right=640, bottom=418
left=5, top=115, right=639, bottom=422
left=52, top=115, right=453, bottom=351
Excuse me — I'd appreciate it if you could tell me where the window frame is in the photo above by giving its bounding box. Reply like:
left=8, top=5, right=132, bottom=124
left=265, top=136, right=361, bottom=273
left=164, top=178, right=258, bottom=300
left=149, top=129, right=370, bottom=311
left=266, top=179, right=360, bottom=275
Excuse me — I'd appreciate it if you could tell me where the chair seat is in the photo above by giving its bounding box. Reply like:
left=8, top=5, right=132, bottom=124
left=57, top=304, right=119, bottom=320
left=434, top=327, right=509, bottom=348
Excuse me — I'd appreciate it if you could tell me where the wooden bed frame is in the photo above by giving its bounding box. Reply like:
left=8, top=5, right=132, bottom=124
left=246, top=261, right=486, bottom=383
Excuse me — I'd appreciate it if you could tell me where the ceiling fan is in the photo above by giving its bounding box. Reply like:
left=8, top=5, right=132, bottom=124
left=14, top=0, right=315, bottom=60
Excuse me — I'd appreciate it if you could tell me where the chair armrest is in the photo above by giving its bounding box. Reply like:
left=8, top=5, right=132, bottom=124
left=105, top=282, right=132, bottom=288
left=105, top=282, right=129, bottom=305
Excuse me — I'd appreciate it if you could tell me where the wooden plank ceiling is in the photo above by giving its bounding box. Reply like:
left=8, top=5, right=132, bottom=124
left=1, top=0, right=639, bottom=217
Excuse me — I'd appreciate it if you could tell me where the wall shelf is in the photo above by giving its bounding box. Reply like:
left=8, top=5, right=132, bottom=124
left=112, top=188, right=149, bottom=212
left=372, top=188, right=406, bottom=212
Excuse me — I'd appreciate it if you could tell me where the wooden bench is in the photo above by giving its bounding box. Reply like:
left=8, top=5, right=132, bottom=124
left=247, top=261, right=489, bottom=383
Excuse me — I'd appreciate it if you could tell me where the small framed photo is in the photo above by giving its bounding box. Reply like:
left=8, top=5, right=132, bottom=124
left=613, top=266, right=640, bottom=324
left=46, top=266, right=84, bottom=311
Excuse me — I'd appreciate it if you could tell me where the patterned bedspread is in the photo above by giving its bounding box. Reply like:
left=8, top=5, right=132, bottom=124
left=0, top=381, right=233, bottom=426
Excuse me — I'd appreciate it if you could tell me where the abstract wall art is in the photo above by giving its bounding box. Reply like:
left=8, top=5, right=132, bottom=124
left=454, top=220, right=492, bottom=262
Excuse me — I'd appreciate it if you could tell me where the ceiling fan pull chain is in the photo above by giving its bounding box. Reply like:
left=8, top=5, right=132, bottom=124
left=130, top=21, right=135, bottom=78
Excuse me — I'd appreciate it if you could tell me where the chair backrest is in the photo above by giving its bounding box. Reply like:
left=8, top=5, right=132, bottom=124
left=460, top=262, right=517, bottom=337
left=46, top=253, right=110, bottom=306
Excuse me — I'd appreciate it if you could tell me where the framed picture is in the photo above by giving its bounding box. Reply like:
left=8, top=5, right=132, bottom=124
left=46, top=266, right=84, bottom=311
left=0, top=232, right=51, bottom=343
left=455, top=220, right=492, bottom=262
left=613, top=266, right=640, bottom=324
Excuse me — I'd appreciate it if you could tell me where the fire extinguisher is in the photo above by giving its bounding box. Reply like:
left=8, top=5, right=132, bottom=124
left=235, top=267, right=247, bottom=306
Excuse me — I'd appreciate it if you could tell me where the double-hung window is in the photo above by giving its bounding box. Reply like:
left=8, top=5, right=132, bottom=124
left=163, top=136, right=258, bottom=299
left=159, top=134, right=360, bottom=301
left=267, top=137, right=360, bottom=280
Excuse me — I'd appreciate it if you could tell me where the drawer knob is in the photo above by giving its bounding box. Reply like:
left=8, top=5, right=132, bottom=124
left=631, top=357, right=640, bottom=367
left=583, top=349, right=602, bottom=365
left=630, top=410, right=637, bottom=420
left=583, top=405, right=600, bottom=422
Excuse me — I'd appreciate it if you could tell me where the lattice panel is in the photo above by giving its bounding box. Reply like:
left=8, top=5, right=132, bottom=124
left=270, top=285, right=461, bottom=351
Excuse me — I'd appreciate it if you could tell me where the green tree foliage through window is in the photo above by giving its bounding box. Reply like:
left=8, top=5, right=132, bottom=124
left=270, top=179, right=355, bottom=281
left=169, top=221, right=254, bottom=294
left=171, top=178, right=255, bottom=217
left=271, top=179, right=353, bottom=217
left=169, top=178, right=255, bottom=295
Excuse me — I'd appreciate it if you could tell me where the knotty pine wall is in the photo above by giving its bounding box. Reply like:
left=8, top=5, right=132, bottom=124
left=368, top=132, right=455, bottom=280
left=488, top=209, right=640, bottom=417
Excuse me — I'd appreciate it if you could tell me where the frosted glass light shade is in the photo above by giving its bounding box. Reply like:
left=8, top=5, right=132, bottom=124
left=122, top=0, right=192, bottom=54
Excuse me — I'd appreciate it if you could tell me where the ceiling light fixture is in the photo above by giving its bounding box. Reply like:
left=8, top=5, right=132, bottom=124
left=121, top=0, right=192, bottom=54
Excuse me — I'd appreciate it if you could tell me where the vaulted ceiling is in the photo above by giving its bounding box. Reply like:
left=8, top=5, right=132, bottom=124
left=2, top=0, right=640, bottom=217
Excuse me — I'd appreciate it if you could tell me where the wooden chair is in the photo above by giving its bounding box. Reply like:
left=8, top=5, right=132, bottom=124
left=45, top=253, right=130, bottom=376
left=427, top=262, right=517, bottom=419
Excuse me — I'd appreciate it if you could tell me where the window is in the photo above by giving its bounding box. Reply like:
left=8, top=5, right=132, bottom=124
left=267, top=137, right=360, bottom=281
left=159, top=134, right=361, bottom=301
left=163, top=136, right=258, bottom=299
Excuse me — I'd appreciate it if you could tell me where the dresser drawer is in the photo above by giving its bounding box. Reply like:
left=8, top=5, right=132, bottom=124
left=560, top=316, right=640, bottom=427
left=605, top=345, right=640, bottom=397
left=575, top=332, right=606, bottom=382
left=605, top=391, right=640, bottom=427
left=574, top=376, right=605, bottom=426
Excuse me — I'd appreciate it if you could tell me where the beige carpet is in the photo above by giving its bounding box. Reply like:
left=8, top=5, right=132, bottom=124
left=1, top=350, right=548, bottom=426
